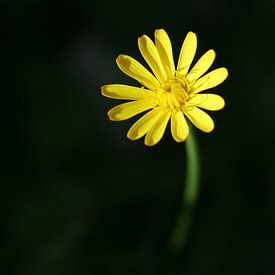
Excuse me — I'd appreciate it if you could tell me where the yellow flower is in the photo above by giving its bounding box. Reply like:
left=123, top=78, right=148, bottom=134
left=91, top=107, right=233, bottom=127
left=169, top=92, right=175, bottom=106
left=101, top=29, right=228, bottom=146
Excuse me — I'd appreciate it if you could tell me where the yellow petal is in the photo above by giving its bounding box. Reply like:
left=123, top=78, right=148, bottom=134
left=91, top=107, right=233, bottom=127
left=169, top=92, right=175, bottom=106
left=144, top=109, right=171, bottom=146
left=108, top=98, right=157, bottom=121
left=185, top=106, right=214, bottom=133
left=186, top=49, right=216, bottom=83
left=189, top=94, right=225, bottom=110
left=116, top=55, right=160, bottom=90
left=176, top=31, right=197, bottom=77
left=192, top=67, right=228, bottom=93
left=154, top=29, right=175, bottom=79
left=127, top=108, right=163, bottom=140
left=171, top=110, right=189, bottom=142
left=138, top=35, right=167, bottom=83
left=101, top=84, right=155, bottom=100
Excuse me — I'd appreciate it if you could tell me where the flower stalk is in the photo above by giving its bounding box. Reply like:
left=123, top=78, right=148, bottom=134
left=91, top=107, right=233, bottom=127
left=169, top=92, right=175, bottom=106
left=169, top=129, right=200, bottom=252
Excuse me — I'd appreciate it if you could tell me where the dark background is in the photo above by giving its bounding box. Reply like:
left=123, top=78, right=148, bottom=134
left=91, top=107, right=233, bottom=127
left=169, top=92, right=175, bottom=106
left=2, top=0, right=275, bottom=274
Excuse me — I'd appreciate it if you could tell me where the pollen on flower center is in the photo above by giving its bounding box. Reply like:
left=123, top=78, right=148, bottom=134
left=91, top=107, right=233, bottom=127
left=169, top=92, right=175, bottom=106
left=157, top=77, right=191, bottom=110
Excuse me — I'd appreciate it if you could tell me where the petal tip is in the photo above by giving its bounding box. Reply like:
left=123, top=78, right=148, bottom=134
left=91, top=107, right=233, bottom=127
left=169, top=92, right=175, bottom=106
left=126, top=134, right=135, bottom=141
left=155, top=28, right=166, bottom=34
left=172, top=135, right=189, bottom=143
left=220, top=97, right=225, bottom=110
left=144, top=139, right=157, bottom=147
left=138, top=34, right=148, bottom=42
left=220, top=67, right=229, bottom=83
left=107, top=111, right=115, bottom=121
left=223, top=67, right=229, bottom=79
left=116, top=54, right=127, bottom=64
left=101, top=85, right=107, bottom=96
left=126, top=130, right=137, bottom=141
left=187, top=31, right=197, bottom=38
left=208, top=49, right=216, bottom=57
left=205, top=123, right=215, bottom=133
left=175, top=139, right=187, bottom=143
left=116, top=54, right=123, bottom=60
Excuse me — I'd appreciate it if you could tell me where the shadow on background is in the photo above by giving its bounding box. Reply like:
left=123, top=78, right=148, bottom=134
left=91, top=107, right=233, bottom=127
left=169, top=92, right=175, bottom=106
left=2, top=0, right=274, bottom=274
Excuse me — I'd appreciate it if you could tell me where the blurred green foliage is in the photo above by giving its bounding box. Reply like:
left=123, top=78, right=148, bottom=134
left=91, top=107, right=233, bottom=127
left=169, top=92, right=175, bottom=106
left=2, top=0, right=275, bottom=274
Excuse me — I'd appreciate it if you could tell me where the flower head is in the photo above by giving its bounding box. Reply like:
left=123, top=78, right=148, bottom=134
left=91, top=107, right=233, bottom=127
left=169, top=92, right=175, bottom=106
left=102, top=29, right=228, bottom=146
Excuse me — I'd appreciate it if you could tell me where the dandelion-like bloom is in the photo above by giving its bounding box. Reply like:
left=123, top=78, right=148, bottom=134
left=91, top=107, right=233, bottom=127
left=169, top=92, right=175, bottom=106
left=102, top=29, right=228, bottom=146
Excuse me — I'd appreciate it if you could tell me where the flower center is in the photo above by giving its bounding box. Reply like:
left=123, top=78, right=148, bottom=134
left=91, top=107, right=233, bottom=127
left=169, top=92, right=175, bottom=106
left=157, top=77, right=191, bottom=110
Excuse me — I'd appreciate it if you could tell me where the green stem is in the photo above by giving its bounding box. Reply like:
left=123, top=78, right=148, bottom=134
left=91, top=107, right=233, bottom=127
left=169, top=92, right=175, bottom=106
left=169, top=130, right=200, bottom=252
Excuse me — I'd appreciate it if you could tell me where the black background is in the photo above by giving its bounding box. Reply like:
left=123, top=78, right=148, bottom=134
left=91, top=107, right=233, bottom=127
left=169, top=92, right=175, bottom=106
left=2, top=0, right=275, bottom=274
